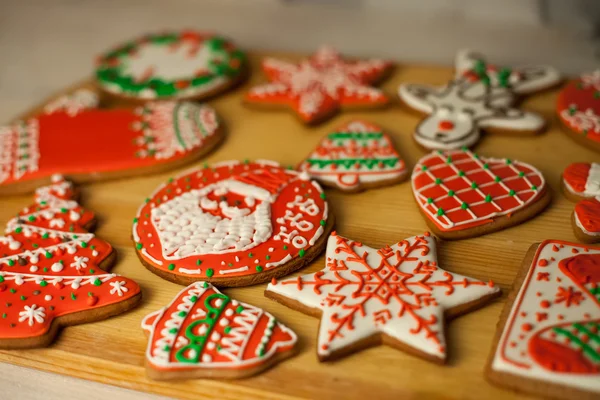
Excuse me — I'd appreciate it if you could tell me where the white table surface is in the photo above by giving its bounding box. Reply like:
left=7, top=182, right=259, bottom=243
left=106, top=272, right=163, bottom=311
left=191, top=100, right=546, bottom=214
left=0, top=0, right=596, bottom=398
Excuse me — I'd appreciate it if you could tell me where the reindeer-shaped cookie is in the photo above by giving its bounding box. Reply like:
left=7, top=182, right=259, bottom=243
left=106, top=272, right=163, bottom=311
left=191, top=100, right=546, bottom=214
left=398, top=50, right=560, bottom=150
left=0, top=89, right=222, bottom=195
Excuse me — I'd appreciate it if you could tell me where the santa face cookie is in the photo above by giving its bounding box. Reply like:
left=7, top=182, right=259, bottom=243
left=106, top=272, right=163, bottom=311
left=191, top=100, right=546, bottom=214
left=298, top=120, right=407, bottom=192
left=142, top=282, right=297, bottom=380
left=266, top=231, right=500, bottom=362
left=133, top=160, right=334, bottom=287
left=557, top=71, right=600, bottom=152
left=0, top=89, right=222, bottom=195
left=398, top=49, right=560, bottom=150
left=562, top=162, right=600, bottom=242
left=412, top=148, right=550, bottom=239
left=245, top=46, right=392, bottom=124
left=96, top=31, right=247, bottom=101
left=0, top=176, right=141, bottom=348
left=487, top=240, right=600, bottom=399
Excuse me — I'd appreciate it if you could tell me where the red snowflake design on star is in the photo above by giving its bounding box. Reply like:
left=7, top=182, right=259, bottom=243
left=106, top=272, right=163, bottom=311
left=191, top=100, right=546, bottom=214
left=266, top=231, right=500, bottom=362
left=245, top=46, right=392, bottom=124
left=0, top=176, right=141, bottom=347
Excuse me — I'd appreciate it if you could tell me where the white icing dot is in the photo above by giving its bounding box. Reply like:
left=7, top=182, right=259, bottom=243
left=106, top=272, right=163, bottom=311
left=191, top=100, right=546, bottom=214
left=69, top=210, right=80, bottom=221
left=211, top=331, right=221, bottom=341
left=51, top=262, right=63, bottom=272
left=206, top=342, right=215, bottom=350
left=29, top=265, right=38, bottom=272
left=44, top=295, right=52, bottom=301
left=202, top=354, right=212, bottom=363
left=268, top=248, right=274, bottom=252
left=219, top=318, right=229, bottom=327
left=92, top=250, right=98, bottom=257
left=9, top=240, right=22, bottom=250
left=225, top=309, right=233, bottom=317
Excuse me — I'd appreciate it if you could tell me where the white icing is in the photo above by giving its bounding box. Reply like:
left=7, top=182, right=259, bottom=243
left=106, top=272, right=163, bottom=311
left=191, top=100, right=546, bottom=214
left=266, top=233, right=499, bottom=359
left=491, top=241, right=600, bottom=392
left=398, top=50, right=560, bottom=150
left=109, top=281, right=129, bottom=296
left=18, top=304, right=46, bottom=326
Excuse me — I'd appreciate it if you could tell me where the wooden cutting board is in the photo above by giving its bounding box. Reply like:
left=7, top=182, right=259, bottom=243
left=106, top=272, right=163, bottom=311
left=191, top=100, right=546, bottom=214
left=0, top=51, right=594, bottom=400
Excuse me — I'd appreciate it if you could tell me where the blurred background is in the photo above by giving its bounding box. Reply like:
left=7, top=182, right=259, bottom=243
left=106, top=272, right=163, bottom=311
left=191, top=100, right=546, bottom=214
left=1, top=0, right=599, bottom=122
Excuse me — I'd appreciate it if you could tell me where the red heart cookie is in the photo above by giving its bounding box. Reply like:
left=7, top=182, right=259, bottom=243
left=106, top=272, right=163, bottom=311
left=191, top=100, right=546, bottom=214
left=142, top=282, right=297, bottom=380
left=298, top=120, right=407, bottom=192
left=412, top=149, right=548, bottom=239
left=0, top=90, right=222, bottom=195
left=133, top=160, right=334, bottom=287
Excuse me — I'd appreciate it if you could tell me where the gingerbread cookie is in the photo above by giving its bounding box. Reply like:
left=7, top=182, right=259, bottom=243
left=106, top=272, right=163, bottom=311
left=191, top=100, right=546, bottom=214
left=412, top=148, right=550, bottom=240
left=557, top=71, right=600, bottom=152
left=133, top=160, right=334, bottom=287
left=398, top=49, right=561, bottom=150
left=298, top=120, right=407, bottom=192
left=0, top=176, right=141, bottom=348
left=142, top=281, right=297, bottom=380
left=562, top=162, right=600, bottom=242
left=245, top=46, right=392, bottom=124
left=0, top=89, right=223, bottom=195
left=96, top=31, right=246, bottom=101
left=266, top=231, right=500, bottom=362
left=487, top=240, right=600, bottom=399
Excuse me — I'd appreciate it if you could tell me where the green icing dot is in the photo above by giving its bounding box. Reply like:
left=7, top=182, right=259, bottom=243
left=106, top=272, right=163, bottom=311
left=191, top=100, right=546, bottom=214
left=483, top=163, right=489, bottom=170
left=178, top=311, right=187, bottom=317
left=93, top=278, right=102, bottom=286
left=256, top=265, right=263, bottom=272
left=196, top=260, right=202, bottom=266
left=447, top=190, right=455, bottom=197
left=40, top=280, right=47, bottom=287
left=7, top=260, right=15, bottom=267
left=70, top=293, right=77, bottom=300
left=320, top=219, right=326, bottom=226
left=266, top=255, right=271, bottom=260
left=190, top=296, right=198, bottom=302
left=436, top=209, right=445, bottom=216
left=15, top=227, right=22, bottom=234
left=42, top=233, right=49, bottom=239
left=236, top=305, right=244, bottom=313
left=457, top=170, right=465, bottom=177
left=248, top=252, right=253, bottom=258
left=299, top=249, right=306, bottom=257
left=20, top=295, right=26, bottom=301
left=471, top=182, right=478, bottom=189
left=81, top=241, right=88, bottom=248
left=421, top=165, right=428, bottom=171
left=0, top=276, right=3, bottom=283
left=485, top=194, right=492, bottom=202
left=461, top=202, right=469, bottom=210
left=505, top=159, right=512, bottom=165
left=435, top=178, right=442, bottom=185
left=136, top=243, right=143, bottom=250
left=168, top=263, right=175, bottom=271
left=28, top=215, right=35, bottom=222
left=494, top=176, right=501, bottom=183
left=509, top=189, right=516, bottom=196
left=224, top=326, right=232, bottom=334
left=133, top=217, right=139, bottom=223
left=206, top=268, right=214, bottom=278
left=427, top=198, right=434, bottom=204
left=44, top=251, right=52, bottom=259
left=531, top=185, right=538, bottom=190
left=320, top=192, right=326, bottom=200
left=519, top=171, right=525, bottom=177
left=283, top=245, right=288, bottom=250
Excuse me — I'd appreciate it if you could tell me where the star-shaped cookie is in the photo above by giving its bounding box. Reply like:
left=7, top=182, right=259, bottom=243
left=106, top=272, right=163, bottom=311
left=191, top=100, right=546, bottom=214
left=246, top=46, right=392, bottom=124
left=266, top=231, right=501, bottom=362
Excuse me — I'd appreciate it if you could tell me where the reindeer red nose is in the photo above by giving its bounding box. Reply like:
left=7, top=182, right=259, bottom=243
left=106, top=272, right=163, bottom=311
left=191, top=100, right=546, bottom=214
left=438, top=120, right=455, bottom=131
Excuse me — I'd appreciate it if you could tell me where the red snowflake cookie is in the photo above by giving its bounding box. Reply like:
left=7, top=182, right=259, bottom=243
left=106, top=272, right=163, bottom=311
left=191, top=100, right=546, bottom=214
left=412, top=149, right=547, bottom=238
left=142, top=281, right=297, bottom=379
left=0, top=89, right=222, bottom=194
left=0, top=176, right=141, bottom=348
left=245, top=46, right=392, bottom=124
left=266, top=231, right=500, bottom=362
left=133, top=160, right=332, bottom=287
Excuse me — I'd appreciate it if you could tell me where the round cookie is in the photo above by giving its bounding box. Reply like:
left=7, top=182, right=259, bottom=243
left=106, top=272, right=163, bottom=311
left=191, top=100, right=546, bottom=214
left=96, top=31, right=247, bottom=101
left=132, top=160, right=334, bottom=287
left=561, top=162, right=600, bottom=242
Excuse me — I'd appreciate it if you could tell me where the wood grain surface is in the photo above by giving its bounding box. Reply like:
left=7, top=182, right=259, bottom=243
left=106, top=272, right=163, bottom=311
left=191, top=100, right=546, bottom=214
left=0, top=51, right=594, bottom=400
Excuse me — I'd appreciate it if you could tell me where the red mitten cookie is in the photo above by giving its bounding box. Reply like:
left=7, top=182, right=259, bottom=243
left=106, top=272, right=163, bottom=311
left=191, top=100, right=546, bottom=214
left=298, top=120, right=407, bottom=192
left=557, top=71, right=600, bottom=152
left=133, top=160, right=334, bottom=287
left=487, top=240, right=600, bottom=399
left=245, top=46, right=392, bottom=124
left=266, top=231, right=500, bottom=362
left=411, top=148, right=550, bottom=239
left=398, top=49, right=560, bottom=150
left=0, top=176, right=141, bottom=348
left=0, top=89, right=222, bottom=195
left=562, top=162, right=600, bottom=242
left=142, top=282, right=297, bottom=380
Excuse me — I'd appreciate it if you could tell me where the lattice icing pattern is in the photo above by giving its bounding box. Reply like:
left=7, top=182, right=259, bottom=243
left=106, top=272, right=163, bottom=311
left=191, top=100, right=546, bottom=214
left=411, top=149, right=546, bottom=232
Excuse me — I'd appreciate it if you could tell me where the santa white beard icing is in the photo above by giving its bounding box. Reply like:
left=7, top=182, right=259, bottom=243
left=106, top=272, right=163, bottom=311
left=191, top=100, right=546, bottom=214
left=133, top=160, right=333, bottom=286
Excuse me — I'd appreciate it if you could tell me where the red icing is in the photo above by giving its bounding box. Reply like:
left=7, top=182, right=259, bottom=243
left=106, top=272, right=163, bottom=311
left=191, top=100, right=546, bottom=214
left=412, top=150, right=545, bottom=232
left=0, top=93, right=220, bottom=188
left=245, top=46, right=392, bottom=124
left=142, top=282, right=296, bottom=372
left=562, top=163, right=592, bottom=194
left=438, top=120, right=455, bottom=131
left=134, top=161, right=328, bottom=281
left=559, top=253, right=600, bottom=288
left=0, top=177, right=140, bottom=341
left=538, top=259, right=549, bottom=267
left=574, top=198, right=600, bottom=235
left=557, top=74, right=600, bottom=143
left=528, top=321, right=600, bottom=373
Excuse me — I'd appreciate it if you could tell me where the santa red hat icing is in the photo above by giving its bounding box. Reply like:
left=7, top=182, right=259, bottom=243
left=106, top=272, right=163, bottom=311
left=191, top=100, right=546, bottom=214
left=563, top=162, right=600, bottom=198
